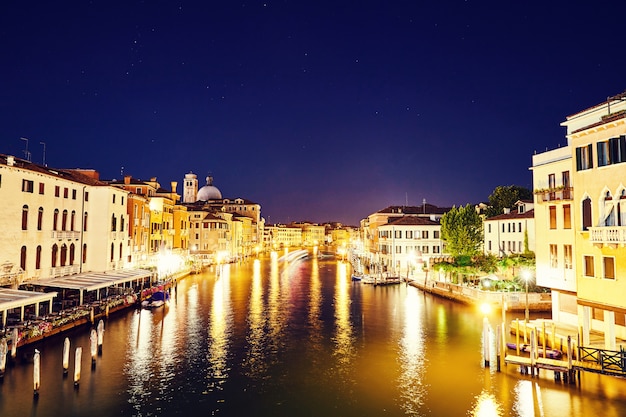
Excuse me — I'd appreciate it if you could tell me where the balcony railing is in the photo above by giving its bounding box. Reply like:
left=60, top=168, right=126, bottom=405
left=588, top=226, right=626, bottom=245
left=51, top=230, right=81, bottom=240
left=536, top=187, right=573, bottom=202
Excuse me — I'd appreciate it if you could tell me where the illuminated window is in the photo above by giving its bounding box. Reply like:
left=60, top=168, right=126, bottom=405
left=564, top=245, right=572, bottom=269
left=563, top=205, right=571, bottom=229
left=583, top=255, right=594, bottom=277
left=550, top=244, right=558, bottom=268
left=549, top=206, right=557, bottom=229
left=603, top=257, right=615, bottom=279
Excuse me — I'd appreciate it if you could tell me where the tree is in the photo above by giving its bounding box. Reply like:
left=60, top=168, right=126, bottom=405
left=485, top=185, right=533, bottom=218
left=440, top=204, right=483, bottom=258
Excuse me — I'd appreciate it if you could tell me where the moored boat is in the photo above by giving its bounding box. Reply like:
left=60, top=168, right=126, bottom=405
left=141, top=290, right=170, bottom=309
left=506, top=342, right=563, bottom=359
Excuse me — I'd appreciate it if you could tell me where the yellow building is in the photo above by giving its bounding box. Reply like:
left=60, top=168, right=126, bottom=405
left=561, top=91, right=626, bottom=348
left=531, top=145, right=577, bottom=326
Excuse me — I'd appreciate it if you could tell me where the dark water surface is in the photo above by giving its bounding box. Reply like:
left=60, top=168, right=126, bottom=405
left=1, top=254, right=625, bottom=416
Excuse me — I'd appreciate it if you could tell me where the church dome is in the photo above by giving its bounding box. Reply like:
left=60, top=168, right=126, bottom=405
left=197, top=175, right=222, bottom=201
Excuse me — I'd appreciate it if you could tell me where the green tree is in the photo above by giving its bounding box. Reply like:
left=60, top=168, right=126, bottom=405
left=485, top=185, right=533, bottom=218
left=440, top=204, right=483, bottom=257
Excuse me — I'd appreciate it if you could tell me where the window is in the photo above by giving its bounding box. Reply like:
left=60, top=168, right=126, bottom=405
left=548, top=173, right=556, bottom=189
left=71, top=211, right=75, bottom=231
left=564, top=245, right=572, bottom=269
left=422, top=231, right=428, bottom=239
left=563, top=205, right=571, bottom=229
left=20, top=246, right=27, bottom=271
left=433, top=231, right=439, bottom=239
left=597, top=141, right=610, bottom=166
left=550, top=244, right=558, bottom=268
left=111, top=215, right=117, bottom=232
left=22, top=205, right=28, bottom=230
left=72, top=189, right=77, bottom=199
left=37, top=207, right=43, bottom=230
left=55, top=186, right=60, bottom=197
left=69, top=243, right=75, bottom=265
left=113, top=194, right=116, bottom=204
left=395, top=245, right=401, bottom=254
left=51, top=244, right=58, bottom=268
left=603, top=257, right=615, bottom=279
left=83, top=212, right=88, bottom=231
left=562, top=171, right=571, bottom=198
left=121, top=215, right=125, bottom=232
left=433, top=246, right=440, bottom=254
left=582, top=198, right=592, bottom=231
left=576, top=144, right=593, bottom=171
left=422, top=246, right=429, bottom=254
left=609, top=136, right=626, bottom=164
left=39, top=183, right=45, bottom=194
left=406, top=231, right=413, bottom=239
left=82, top=244, right=87, bottom=263
left=85, top=191, right=89, bottom=201
left=60, top=244, right=67, bottom=266
left=549, top=206, right=557, bottom=229
left=395, top=230, right=402, bottom=239
left=63, top=187, right=68, bottom=198
left=53, top=209, right=59, bottom=230
left=36, top=246, right=42, bottom=270
left=22, top=179, right=34, bottom=193
left=488, top=224, right=491, bottom=233
left=62, top=210, right=68, bottom=231
left=583, top=255, right=594, bottom=277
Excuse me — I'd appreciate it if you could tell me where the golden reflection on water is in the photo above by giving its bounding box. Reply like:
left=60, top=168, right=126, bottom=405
left=244, top=259, right=267, bottom=378
left=308, top=257, right=323, bottom=343
left=206, top=264, right=232, bottom=392
left=333, top=261, right=354, bottom=366
left=397, top=282, right=427, bottom=415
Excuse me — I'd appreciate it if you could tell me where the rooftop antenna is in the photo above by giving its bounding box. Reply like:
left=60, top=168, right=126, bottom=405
left=20, top=137, right=31, bottom=161
left=40, top=141, right=46, bottom=166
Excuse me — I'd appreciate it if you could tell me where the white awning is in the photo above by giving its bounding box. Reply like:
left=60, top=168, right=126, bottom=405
left=0, top=288, right=58, bottom=311
left=35, top=269, right=154, bottom=292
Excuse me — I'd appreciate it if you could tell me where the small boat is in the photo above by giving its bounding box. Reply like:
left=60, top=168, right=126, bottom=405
left=351, top=273, right=363, bottom=282
left=506, top=342, right=563, bottom=359
left=141, top=290, right=170, bottom=309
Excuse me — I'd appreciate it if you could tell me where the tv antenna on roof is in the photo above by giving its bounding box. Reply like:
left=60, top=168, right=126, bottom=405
left=20, top=137, right=31, bottom=161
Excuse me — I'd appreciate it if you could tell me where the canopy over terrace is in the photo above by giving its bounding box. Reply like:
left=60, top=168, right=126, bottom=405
left=35, top=269, right=155, bottom=306
left=0, top=288, right=58, bottom=328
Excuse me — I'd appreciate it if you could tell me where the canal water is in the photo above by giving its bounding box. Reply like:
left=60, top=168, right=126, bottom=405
left=1, top=254, right=626, bottom=416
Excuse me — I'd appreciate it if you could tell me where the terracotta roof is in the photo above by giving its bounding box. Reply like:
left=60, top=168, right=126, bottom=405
left=485, top=209, right=534, bottom=221
left=385, top=216, right=439, bottom=226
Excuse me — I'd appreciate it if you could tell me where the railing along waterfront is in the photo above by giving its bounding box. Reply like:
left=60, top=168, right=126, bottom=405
left=577, top=345, right=626, bottom=377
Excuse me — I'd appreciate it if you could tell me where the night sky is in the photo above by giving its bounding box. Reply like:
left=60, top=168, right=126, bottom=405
left=3, top=1, right=626, bottom=226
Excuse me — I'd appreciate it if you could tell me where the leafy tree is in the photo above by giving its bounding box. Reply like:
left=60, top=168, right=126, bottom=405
left=440, top=204, right=483, bottom=257
left=485, top=185, right=533, bottom=218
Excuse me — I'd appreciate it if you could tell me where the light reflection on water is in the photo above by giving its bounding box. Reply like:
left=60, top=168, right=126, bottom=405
left=3, top=255, right=626, bottom=417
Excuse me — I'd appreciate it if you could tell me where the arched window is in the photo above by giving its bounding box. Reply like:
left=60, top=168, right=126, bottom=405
left=22, top=205, right=28, bottom=230
left=51, top=244, right=58, bottom=268
left=119, top=242, right=123, bottom=260
left=82, top=244, right=87, bottom=263
left=582, top=197, right=592, bottom=231
left=62, top=209, right=68, bottom=231
left=83, top=212, right=88, bottom=231
left=71, top=210, right=76, bottom=231
left=53, top=209, right=59, bottom=231
left=121, top=215, right=125, bottom=232
left=36, top=246, right=42, bottom=270
left=69, top=243, right=75, bottom=265
left=20, top=246, right=27, bottom=270
left=60, top=244, right=67, bottom=266
left=37, top=207, right=44, bottom=230
left=111, top=214, right=117, bottom=232
left=110, top=243, right=115, bottom=262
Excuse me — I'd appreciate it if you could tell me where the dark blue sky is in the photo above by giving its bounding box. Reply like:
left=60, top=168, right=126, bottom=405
left=2, top=1, right=626, bottom=225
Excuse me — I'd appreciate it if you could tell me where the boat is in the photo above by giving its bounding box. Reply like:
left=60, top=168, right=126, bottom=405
left=351, top=272, right=363, bottom=282
left=141, top=290, right=170, bottom=309
left=506, top=342, right=563, bottom=359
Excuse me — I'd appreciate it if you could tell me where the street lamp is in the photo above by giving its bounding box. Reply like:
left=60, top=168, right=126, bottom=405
left=521, top=269, right=531, bottom=322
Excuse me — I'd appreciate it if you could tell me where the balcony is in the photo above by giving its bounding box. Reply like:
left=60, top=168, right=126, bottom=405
left=588, top=226, right=626, bottom=246
left=51, top=230, right=81, bottom=240
left=535, top=187, right=573, bottom=203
